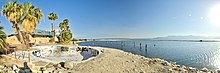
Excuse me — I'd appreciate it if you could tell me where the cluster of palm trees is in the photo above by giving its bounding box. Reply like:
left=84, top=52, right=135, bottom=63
left=48, top=13, right=72, bottom=44
left=2, top=1, right=43, bottom=62
left=1, top=1, right=73, bottom=62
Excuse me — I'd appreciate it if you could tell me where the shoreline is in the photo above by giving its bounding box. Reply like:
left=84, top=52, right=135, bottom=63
left=0, top=46, right=217, bottom=73
left=75, top=46, right=215, bottom=73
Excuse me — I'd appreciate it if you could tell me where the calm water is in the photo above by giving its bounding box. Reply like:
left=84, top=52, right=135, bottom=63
left=78, top=40, right=220, bottom=70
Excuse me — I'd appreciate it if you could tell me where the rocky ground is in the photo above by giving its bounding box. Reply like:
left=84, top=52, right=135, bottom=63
left=0, top=47, right=219, bottom=73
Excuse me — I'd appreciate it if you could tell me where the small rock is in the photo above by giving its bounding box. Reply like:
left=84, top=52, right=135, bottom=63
left=176, top=65, right=181, bottom=68
left=170, top=62, right=176, bottom=65
left=12, top=64, right=18, bottom=69
left=201, top=67, right=208, bottom=72
left=153, top=59, right=157, bottom=62
left=140, top=69, right=145, bottom=73
left=58, top=64, right=62, bottom=68
left=101, top=49, right=104, bottom=53
left=132, top=61, right=136, bottom=63
left=59, top=62, right=65, bottom=68
left=161, top=61, right=169, bottom=66
left=141, top=57, right=144, bottom=59
left=182, top=65, right=188, bottom=71
left=40, top=67, right=46, bottom=71
left=172, top=67, right=179, bottom=71
left=12, top=64, right=19, bottom=72
left=133, top=69, right=137, bottom=71
left=168, top=68, right=173, bottom=71
left=189, top=67, right=197, bottom=72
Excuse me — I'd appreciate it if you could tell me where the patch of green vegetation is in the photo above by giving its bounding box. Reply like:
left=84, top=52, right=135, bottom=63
left=59, top=19, right=72, bottom=44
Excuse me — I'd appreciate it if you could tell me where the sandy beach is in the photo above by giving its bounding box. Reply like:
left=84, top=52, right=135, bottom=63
left=71, top=47, right=215, bottom=73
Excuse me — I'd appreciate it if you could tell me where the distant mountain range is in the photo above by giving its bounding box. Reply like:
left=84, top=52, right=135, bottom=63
left=87, top=35, right=220, bottom=41
left=153, top=35, right=220, bottom=40
left=152, top=35, right=220, bottom=42
left=153, top=35, right=214, bottom=40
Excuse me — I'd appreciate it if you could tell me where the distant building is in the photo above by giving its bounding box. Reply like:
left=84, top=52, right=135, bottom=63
left=6, top=29, right=60, bottom=45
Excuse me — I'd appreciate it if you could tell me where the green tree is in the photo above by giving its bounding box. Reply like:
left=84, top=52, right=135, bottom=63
left=0, top=26, right=8, bottom=54
left=48, top=13, right=58, bottom=43
left=59, top=19, right=72, bottom=44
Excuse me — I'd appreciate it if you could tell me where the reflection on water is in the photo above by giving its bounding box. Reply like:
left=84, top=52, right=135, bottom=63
left=78, top=40, right=220, bottom=70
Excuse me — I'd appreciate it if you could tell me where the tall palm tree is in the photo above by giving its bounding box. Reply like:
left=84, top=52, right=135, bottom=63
left=0, top=26, right=8, bottom=55
left=2, top=1, right=43, bottom=62
left=48, top=13, right=58, bottom=43
left=2, top=1, right=26, bottom=57
left=21, top=2, right=43, bottom=62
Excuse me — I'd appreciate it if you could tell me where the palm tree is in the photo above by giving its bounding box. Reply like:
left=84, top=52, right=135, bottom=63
left=2, top=1, right=26, bottom=57
left=58, top=20, right=65, bottom=42
left=21, top=2, right=43, bottom=62
left=0, top=25, right=8, bottom=55
left=59, top=19, right=72, bottom=44
left=48, top=13, right=58, bottom=43
left=2, top=1, right=43, bottom=62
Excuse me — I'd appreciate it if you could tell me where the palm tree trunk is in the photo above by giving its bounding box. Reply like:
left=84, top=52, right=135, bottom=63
left=51, top=23, right=54, bottom=43
left=59, top=31, right=62, bottom=43
left=25, top=33, right=31, bottom=62
left=54, top=22, right=56, bottom=43
left=23, top=33, right=30, bottom=62
left=15, top=24, right=26, bottom=59
left=52, top=21, right=55, bottom=43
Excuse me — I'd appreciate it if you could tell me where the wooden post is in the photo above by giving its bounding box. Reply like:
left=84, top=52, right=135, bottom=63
left=145, top=44, right=148, bottom=49
left=145, top=44, right=148, bottom=57
left=28, top=49, right=30, bottom=62
left=121, top=41, right=123, bottom=49
left=140, top=43, right=142, bottom=49
left=124, top=42, right=125, bottom=48
left=134, top=42, right=135, bottom=48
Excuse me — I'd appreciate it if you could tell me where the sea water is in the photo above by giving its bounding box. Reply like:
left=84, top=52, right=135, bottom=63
left=78, top=39, right=220, bottom=70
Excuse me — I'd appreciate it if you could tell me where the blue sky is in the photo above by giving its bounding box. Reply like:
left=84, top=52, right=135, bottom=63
left=0, top=0, right=220, bottom=39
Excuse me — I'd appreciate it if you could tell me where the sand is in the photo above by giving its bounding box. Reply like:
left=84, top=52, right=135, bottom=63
left=71, top=47, right=214, bottom=73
